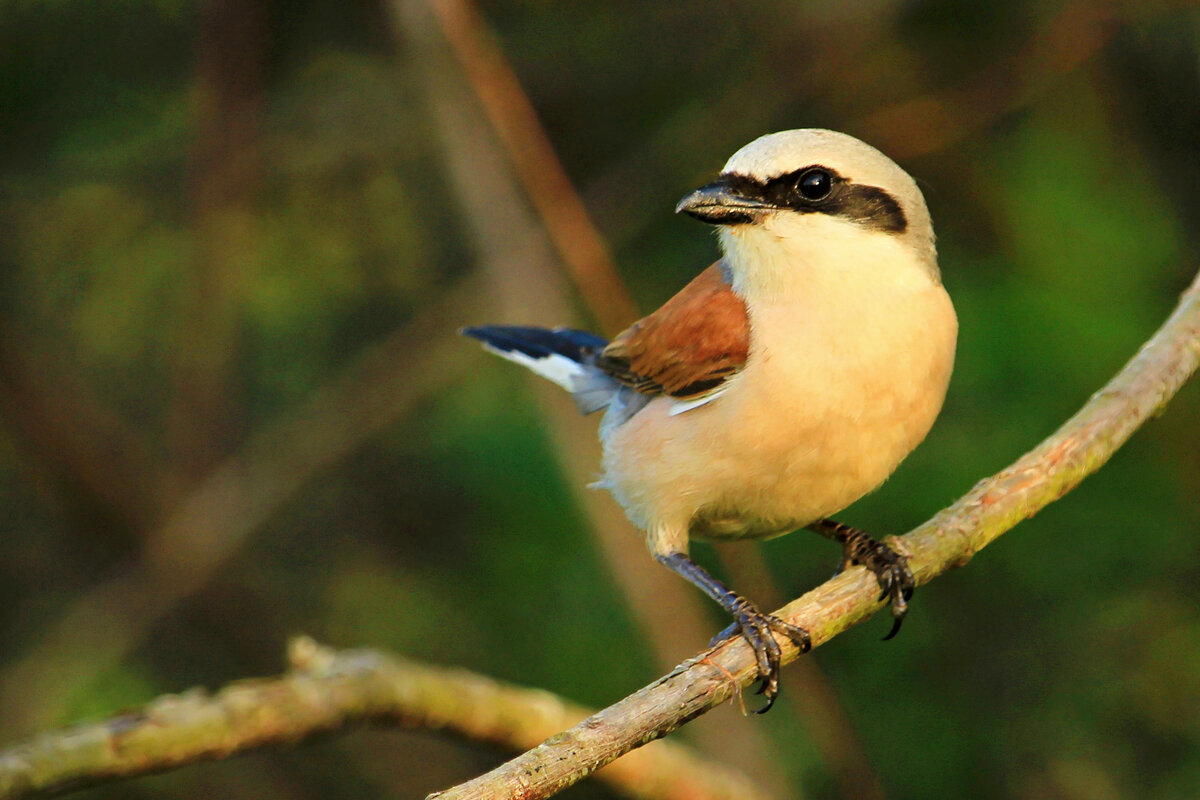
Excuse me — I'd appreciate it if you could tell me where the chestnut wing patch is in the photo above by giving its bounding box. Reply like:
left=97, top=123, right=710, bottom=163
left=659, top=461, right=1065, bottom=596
left=595, top=263, right=749, bottom=399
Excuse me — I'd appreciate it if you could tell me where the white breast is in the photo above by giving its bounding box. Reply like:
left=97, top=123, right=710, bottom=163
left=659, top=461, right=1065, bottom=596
left=598, top=216, right=957, bottom=541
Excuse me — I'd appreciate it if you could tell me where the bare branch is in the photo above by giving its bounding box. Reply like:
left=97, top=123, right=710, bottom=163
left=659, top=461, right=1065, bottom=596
left=427, top=269, right=1200, bottom=800
left=391, top=0, right=795, bottom=793
left=422, top=0, right=639, bottom=334
left=169, top=0, right=270, bottom=479
left=0, top=325, right=172, bottom=532
left=0, top=638, right=768, bottom=800
left=2, top=271, right=1193, bottom=800
left=0, top=275, right=489, bottom=738
left=853, top=0, right=1116, bottom=160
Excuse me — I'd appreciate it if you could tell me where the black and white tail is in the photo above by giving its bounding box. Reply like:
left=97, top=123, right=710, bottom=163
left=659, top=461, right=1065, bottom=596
left=461, top=325, right=619, bottom=414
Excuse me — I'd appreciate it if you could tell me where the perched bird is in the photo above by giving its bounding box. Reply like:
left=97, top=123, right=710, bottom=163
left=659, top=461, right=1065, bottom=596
left=464, top=129, right=957, bottom=710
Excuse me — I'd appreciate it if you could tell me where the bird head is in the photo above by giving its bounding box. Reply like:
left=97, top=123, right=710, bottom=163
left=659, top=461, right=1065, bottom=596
left=676, top=130, right=939, bottom=299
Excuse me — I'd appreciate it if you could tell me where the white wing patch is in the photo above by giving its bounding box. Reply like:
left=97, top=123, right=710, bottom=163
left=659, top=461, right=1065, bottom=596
left=479, top=343, right=586, bottom=393
left=668, top=385, right=728, bottom=416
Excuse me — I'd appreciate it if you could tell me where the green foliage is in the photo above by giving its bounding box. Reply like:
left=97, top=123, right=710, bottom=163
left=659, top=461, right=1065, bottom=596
left=1, top=1, right=1199, bottom=799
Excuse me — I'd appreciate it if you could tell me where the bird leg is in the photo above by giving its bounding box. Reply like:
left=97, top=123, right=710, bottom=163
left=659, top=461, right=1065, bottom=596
left=808, top=518, right=915, bottom=640
left=655, top=552, right=810, bottom=713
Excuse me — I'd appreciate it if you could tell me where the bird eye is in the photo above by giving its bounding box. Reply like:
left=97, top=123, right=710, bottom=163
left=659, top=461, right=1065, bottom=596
left=798, top=168, right=832, bottom=201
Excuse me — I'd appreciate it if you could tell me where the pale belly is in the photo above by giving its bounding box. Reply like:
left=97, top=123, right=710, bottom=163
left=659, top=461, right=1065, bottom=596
left=599, top=286, right=956, bottom=542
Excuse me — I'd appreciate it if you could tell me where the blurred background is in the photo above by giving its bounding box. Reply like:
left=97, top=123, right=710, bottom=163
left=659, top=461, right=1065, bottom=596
left=1, top=0, right=1199, bottom=798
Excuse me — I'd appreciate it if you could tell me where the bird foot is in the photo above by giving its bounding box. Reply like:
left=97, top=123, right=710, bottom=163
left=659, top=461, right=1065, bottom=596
left=835, top=529, right=914, bottom=640
left=709, top=599, right=811, bottom=713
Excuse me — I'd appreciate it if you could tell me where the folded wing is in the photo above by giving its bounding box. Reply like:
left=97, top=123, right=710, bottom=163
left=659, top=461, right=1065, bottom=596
left=596, top=262, right=749, bottom=405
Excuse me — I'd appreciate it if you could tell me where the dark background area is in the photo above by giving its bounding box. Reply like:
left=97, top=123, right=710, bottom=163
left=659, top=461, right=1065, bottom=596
left=1, top=1, right=1198, bottom=798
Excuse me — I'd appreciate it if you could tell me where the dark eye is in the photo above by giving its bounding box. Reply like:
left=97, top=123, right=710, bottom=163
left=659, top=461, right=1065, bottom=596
left=798, top=168, right=832, bottom=201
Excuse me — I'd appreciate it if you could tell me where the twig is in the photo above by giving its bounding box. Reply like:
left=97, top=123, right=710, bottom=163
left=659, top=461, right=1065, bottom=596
left=855, top=1, right=1200, bottom=161
left=0, top=638, right=768, bottom=800
left=393, top=1, right=796, bottom=794
left=0, top=276, right=489, bottom=738
left=427, top=269, right=1200, bottom=800
left=169, top=0, right=269, bottom=479
left=713, top=542, right=886, bottom=800
left=0, top=325, right=173, bottom=532
left=424, top=0, right=639, bottom=334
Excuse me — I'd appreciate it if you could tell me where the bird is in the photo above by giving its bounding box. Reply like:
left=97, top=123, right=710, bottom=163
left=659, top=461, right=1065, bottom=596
left=463, top=129, right=957, bottom=711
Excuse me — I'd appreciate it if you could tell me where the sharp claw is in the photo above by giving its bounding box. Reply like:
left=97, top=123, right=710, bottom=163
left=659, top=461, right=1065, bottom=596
left=754, top=687, right=779, bottom=714
left=759, top=623, right=780, bottom=690
left=660, top=553, right=807, bottom=714
left=753, top=660, right=780, bottom=711
left=828, top=524, right=917, bottom=640
left=719, top=604, right=810, bottom=714
left=882, top=576, right=909, bottom=640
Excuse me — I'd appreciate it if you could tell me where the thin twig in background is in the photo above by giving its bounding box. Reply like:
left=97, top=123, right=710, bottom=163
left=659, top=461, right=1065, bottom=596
left=426, top=269, right=1200, bottom=799
left=578, top=5, right=896, bottom=251
left=410, top=1, right=893, bottom=796
left=0, top=638, right=768, bottom=800
left=856, top=1, right=1200, bottom=161
left=424, top=0, right=638, bottom=335
left=581, top=1, right=1129, bottom=254
left=5, top=266, right=1193, bottom=799
left=0, top=326, right=172, bottom=533
left=393, top=0, right=798, bottom=794
left=168, top=0, right=269, bottom=480
left=0, top=275, right=489, bottom=738
left=854, top=1, right=1117, bottom=160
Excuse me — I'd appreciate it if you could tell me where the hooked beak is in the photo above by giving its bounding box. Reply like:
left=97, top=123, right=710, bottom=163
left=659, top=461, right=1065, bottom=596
left=675, top=178, right=773, bottom=225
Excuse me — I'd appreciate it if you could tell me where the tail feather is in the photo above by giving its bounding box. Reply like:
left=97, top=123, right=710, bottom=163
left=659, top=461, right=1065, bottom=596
left=461, top=325, right=617, bottom=414
left=461, top=325, right=607, bottom=362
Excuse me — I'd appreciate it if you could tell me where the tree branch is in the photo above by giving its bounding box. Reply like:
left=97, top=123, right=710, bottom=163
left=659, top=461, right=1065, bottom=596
left=391, top=1, right=797, bottom=792
left=2, top=272, right=1194, bottom=800
left=427, top=268, right=1200, bottom=800
left=0, top=275, right=488, bottom=738
left=0, top=638, right=767, bottom=800
left=421, top=0, right=640, bottom=335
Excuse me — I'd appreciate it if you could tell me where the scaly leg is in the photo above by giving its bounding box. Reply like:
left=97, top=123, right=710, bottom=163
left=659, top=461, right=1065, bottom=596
left=808, top=518, right=915, bottom=640
left=655, top=552, right=810, bottom=713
